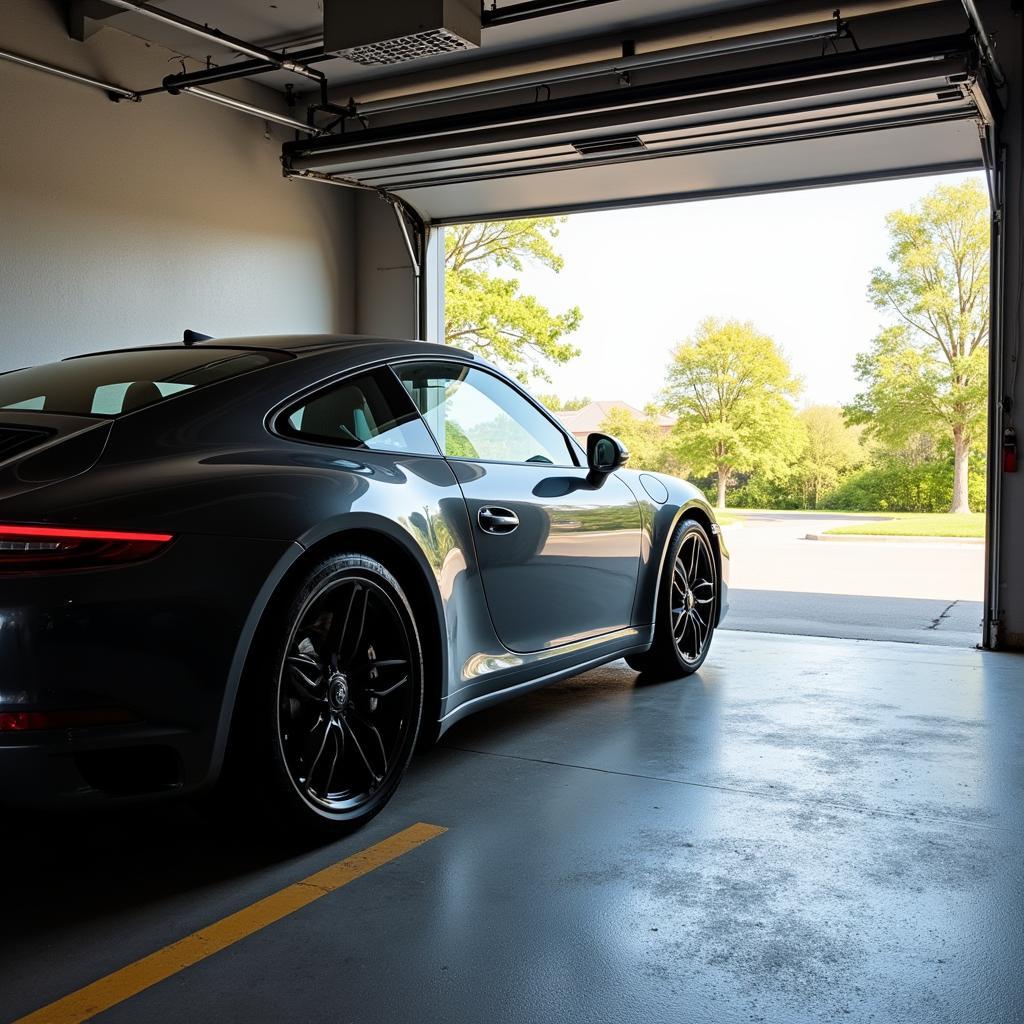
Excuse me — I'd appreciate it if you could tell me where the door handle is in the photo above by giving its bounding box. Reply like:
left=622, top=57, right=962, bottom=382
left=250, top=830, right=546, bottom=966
left=478, top=506, right=519, bottom=535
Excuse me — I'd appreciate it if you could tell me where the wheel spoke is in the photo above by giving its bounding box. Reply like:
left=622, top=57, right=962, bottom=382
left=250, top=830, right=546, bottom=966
left=340, top=717, right=382, bottom=784
left=366, top=675, right=409, bottom=699
left=673, top=609, right=688, bottom=639
left=302, top=714, right=332, bottom=785
left=349, top=708, right=389, bottom=777
left=322, top=586, right=355, bottom=658
left=692, top=607, right=709, bottom=652
left=286, top=655, right=326, bottom=703
left=315, top=722, right=343, bottom=798
left=364, top=657, right=408, bottom=671
left=674, top=559, right=688, bottom=590
left=339, top=585, right=371, bottom=666
left=688, top=538, right=699, bottom=579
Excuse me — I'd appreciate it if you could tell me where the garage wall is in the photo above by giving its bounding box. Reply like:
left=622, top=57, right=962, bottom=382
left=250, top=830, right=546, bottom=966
left=353, top=192, right=419, bottom=340
left=0, top=1, right=355, bottom=369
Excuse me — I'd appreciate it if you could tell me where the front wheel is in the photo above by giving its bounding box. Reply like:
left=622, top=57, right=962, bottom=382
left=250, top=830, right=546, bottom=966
left=228, top=554, right=424, bottom=836
left=626, top=519, right=718, bottom=679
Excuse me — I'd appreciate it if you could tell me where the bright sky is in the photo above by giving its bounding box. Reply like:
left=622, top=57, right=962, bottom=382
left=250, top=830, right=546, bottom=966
left=512, top=170, right=986, bottom=410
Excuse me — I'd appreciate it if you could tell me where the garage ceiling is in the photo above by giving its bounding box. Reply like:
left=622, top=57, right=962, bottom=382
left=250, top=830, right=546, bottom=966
left=84, top=1, right=990, bottom=223
left=95, top=0, right=769, bottom=90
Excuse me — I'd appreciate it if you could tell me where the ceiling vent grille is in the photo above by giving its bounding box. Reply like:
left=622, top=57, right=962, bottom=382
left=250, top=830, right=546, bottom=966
left=325, top=1, right=481, bottom=67
left=573, top=135, right=648, bottom=158
left=341, top=28, right=476, bottom=66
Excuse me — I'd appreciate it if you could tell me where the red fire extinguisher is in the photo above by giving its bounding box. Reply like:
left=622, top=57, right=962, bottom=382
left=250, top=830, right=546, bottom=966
left=1004, top=426, right=1018, bottom=473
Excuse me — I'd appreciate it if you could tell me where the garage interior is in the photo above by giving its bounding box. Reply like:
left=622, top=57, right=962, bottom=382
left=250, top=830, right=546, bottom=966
left=1, top=1, right=1022, bottom=1021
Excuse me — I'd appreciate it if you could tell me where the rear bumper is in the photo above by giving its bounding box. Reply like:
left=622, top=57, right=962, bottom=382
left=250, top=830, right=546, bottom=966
left=0, top=534, right=295, bottom=805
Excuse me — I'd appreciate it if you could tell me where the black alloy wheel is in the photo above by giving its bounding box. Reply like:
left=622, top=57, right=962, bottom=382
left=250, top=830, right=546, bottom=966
left=670, top=526, right=717, bottom=666
left=626, top=518, right=718, bottom=679
left=232, top=554, right=424, bottom=835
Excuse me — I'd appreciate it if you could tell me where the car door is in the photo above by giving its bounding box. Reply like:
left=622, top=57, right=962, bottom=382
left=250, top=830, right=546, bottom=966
left=392, top=359, right=642, bottom=654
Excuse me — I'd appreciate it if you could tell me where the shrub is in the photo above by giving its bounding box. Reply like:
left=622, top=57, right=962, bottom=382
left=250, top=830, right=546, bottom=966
left=824, top=456, right=986, bottom=512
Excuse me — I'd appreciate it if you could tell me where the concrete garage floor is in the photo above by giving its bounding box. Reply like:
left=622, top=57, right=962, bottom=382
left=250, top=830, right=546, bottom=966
left=2, top=632, right=1022, bottom=1024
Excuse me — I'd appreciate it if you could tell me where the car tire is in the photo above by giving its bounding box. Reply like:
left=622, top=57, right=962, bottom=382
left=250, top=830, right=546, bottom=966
left=625, top=519, right=718, bottom=680
left=225, top=553, right=424, bottom=836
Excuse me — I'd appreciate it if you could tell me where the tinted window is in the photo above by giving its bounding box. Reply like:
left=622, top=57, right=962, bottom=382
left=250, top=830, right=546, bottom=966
left=0, top=349, right=286, bottom=417
left=394, top=362, right=575, bottom=466
left=282, top=369, right=437, bottom=455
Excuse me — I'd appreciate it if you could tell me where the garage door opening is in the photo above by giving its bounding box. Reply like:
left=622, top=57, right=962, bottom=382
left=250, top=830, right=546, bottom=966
left=279, top=0, right=1004, bottom=647
left=437, top=170, right=992, bottom=647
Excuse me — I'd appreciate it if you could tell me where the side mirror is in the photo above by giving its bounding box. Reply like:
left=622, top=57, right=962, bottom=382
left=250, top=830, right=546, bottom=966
left=587, top=433, right=629, bottom=479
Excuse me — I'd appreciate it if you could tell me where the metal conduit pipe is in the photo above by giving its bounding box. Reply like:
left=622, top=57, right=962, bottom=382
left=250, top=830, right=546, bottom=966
left=181, top=87, right=325, bottom=135
left=353, top=19, right=846, bottom=117
left=162, top=46, right=333, bottom=93
left=0, top=47, right=138, bottom=100
left=102, top=0, right=323, bottom=83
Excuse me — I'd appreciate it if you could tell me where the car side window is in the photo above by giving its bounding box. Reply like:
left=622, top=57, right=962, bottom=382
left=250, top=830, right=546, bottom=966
left=281, top=368, right=438, bottom=455
left=393, top=361, right=576, bottom=466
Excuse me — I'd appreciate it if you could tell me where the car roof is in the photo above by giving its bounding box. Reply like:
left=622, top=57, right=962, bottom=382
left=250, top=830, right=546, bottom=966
left=63, top=334, right=478, bottom=363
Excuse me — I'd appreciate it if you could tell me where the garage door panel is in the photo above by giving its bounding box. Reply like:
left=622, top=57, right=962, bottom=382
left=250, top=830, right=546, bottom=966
left=282, top=32, right=985, bottom=222
left=343, top=92, right=977, bottom=192
left=400, top=120, right=981, bottom=222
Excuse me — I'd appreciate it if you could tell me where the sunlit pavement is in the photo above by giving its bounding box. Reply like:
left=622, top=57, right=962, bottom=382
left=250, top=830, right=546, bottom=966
left=720, top=512, right=984, bottom=647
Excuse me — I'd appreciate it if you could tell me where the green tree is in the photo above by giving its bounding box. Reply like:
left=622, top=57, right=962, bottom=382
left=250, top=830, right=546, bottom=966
left=661, top=318, right=804, bottom=509
left=793, top=405, right=864, bottom=508
left=848, top=179, right=989, bottom=513
left=445, top=219, right=582, bottom=382
left=537, top=393, right=590, bottom=412
left=598, top=405, right=680, bottom=474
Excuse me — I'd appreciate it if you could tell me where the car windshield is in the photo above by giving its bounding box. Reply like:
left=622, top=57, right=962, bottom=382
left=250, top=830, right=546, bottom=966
left=0, top=348, right=288, bottom=417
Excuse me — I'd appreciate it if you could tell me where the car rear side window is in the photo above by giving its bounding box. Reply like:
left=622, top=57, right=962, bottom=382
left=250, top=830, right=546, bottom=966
left=0, top=349, right=287, bottom=417
left=281, top=369, right=438, bottom=455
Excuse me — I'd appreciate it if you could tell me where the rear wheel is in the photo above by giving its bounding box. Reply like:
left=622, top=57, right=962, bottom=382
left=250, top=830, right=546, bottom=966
left=626, top=519, right=717, bottom=679
left=229, top=554, right=424, bottom=835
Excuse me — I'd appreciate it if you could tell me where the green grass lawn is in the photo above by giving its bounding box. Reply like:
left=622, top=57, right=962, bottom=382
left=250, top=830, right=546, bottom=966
left=824, top=512, right=985, bottom=538
left=718, top=507, right=985, bottom=537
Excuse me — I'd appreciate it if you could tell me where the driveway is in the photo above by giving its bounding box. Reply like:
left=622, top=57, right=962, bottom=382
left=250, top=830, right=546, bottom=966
left=719, top=511, right=984, bottom=647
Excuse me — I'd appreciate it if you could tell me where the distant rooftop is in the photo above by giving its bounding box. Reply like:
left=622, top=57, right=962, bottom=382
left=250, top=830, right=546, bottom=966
left=556, top=400, right=675, bottom=436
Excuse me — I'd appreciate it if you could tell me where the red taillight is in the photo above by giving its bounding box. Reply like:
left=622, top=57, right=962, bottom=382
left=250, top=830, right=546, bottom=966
left=0, top=524, right=173, bottom=572
left=0, top=708, right=137, bottom=731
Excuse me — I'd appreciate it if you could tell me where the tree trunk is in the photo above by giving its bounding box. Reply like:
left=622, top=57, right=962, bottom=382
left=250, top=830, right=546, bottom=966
left=716, top=469, right=728, bottom=510
left=950, top=425, right=971, bottom=514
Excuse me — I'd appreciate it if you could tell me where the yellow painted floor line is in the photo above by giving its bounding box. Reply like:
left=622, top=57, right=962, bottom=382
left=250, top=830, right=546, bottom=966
left=14, top=822, right=446, bottom=1024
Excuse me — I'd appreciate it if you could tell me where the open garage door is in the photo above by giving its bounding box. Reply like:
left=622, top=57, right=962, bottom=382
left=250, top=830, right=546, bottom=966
left=282, top=23, right=991, bottom=223
left=280, top=0, right=1004, bottom=651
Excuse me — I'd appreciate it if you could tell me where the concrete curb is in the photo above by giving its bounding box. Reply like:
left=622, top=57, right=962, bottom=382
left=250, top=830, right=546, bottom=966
left=805, top=533, right=984, bottom=545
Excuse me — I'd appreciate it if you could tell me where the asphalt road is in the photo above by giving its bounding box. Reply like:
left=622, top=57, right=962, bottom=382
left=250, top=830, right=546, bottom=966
left=719, top=511, right=985, bottom=648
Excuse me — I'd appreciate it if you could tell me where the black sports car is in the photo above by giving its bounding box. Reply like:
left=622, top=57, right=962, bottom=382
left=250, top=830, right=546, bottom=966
left=0, top=335, right=729, bottom=832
